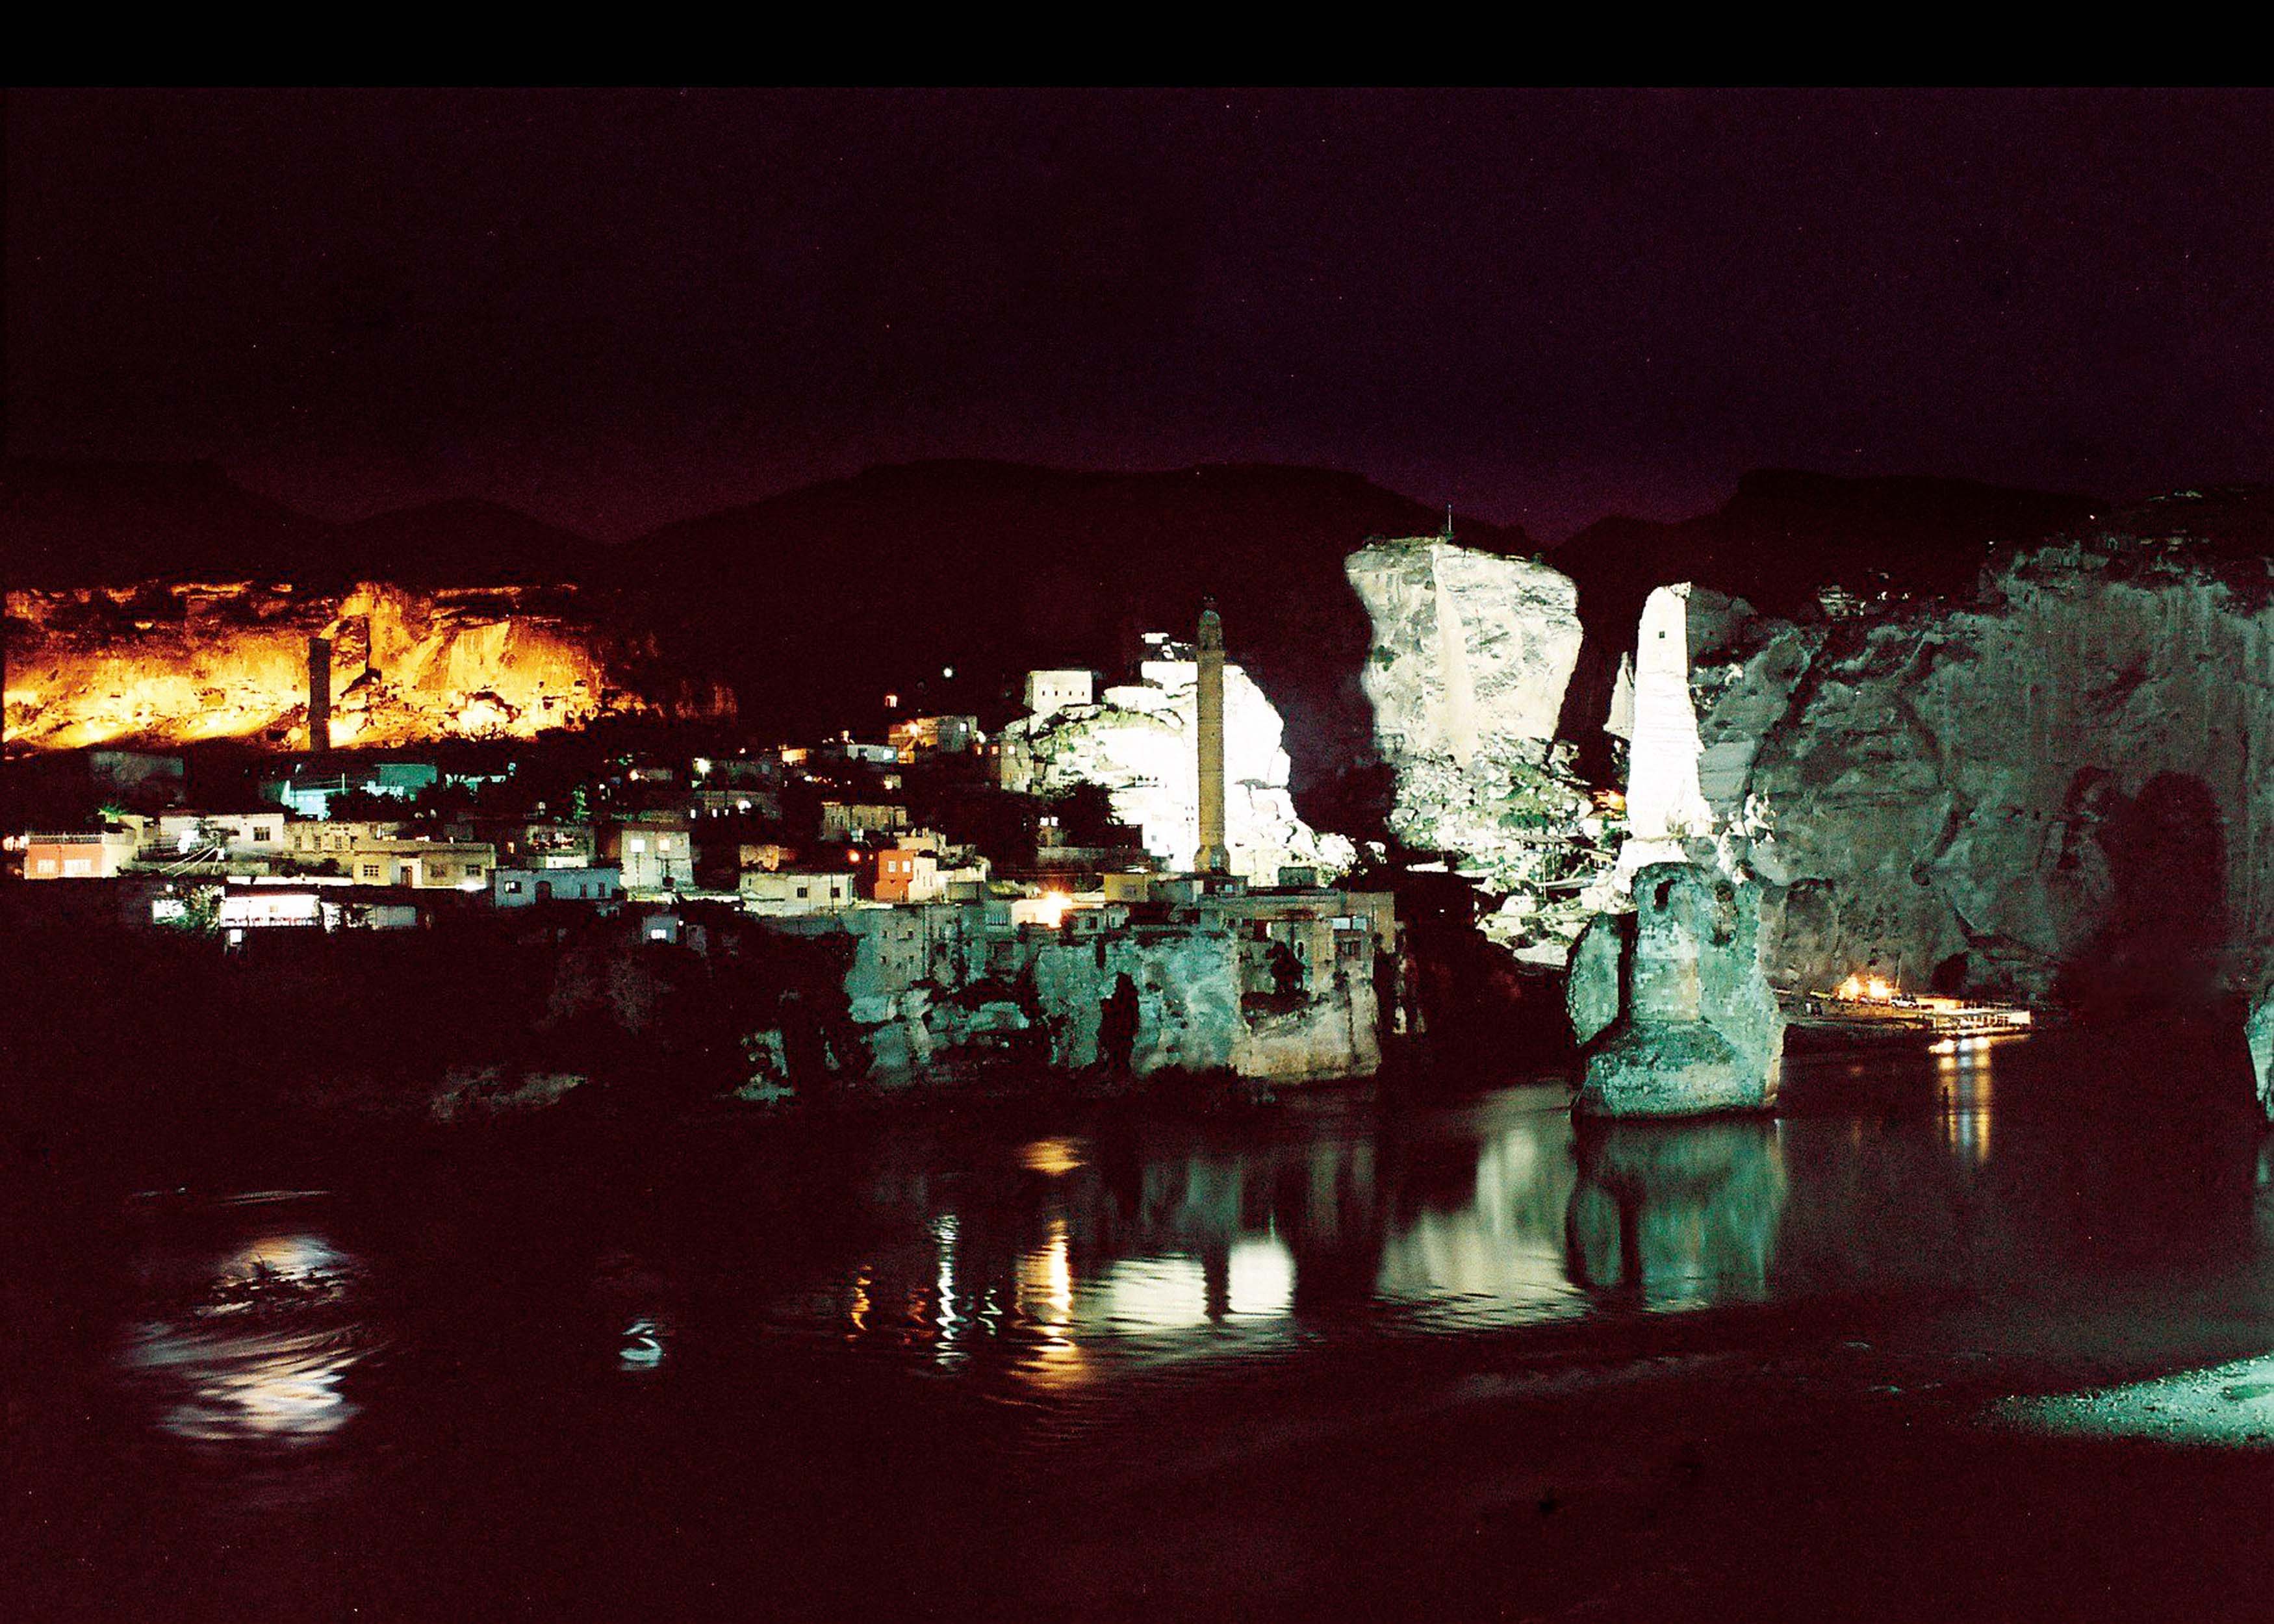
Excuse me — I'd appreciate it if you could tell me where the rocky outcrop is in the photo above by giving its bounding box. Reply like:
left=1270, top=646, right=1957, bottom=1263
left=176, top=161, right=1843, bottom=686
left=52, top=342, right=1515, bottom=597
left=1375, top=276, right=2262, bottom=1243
left=2247, top=984, right=2274, bottom=1121
left=847, top=928, right=1378, bottom=1087
left=1566, top=861, right=1782, bottom=1117
left=4, top=578, right=731, bottom=750
left=1346, top=537, right=1615, bottom=955
left=1697, top=524, right=2274, bottom=1003
left=1346, top=536, right=1583, bottom=759
left=999, top=655, right=1354, bottom=882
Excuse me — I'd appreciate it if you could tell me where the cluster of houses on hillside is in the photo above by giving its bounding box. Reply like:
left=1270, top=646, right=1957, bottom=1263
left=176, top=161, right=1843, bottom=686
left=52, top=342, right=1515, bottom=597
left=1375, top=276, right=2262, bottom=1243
left=6, top=629, right=1409, bottom=1083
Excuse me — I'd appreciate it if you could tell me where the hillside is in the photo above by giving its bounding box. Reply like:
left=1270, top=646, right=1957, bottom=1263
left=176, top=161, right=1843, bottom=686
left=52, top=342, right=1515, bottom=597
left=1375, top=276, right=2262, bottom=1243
left=604, top=459, right=1531, bottom=809
left=8, top=456, right=2149, bottom=826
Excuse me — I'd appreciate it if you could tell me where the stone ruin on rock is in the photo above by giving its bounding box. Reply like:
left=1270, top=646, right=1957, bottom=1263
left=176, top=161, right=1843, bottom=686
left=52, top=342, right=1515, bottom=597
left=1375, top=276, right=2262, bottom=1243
left=1566, top=860, right=1784, bottom=1118
left=1343, top=534, right=1617, bottom=957
left=994, top=642, right=1353, bottom=884
left=1615, top=583, right=1718, bottom=885
left=1563, top=579, right=1780, bottom=1118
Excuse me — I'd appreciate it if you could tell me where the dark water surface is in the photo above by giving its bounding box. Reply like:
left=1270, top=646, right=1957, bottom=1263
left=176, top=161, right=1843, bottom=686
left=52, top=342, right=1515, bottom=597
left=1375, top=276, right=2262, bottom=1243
left=13, top=1024, right=2274, bottom=1620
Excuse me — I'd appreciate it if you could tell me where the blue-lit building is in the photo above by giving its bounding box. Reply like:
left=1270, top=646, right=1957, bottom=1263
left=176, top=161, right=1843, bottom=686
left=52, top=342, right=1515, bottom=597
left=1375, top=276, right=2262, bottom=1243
left=261, top=759, right=441, bottom=818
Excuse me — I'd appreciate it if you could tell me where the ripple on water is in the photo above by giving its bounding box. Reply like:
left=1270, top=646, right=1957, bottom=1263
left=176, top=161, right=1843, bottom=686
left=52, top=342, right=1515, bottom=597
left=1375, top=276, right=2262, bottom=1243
left=116, top=1226, right=380, bottom=1448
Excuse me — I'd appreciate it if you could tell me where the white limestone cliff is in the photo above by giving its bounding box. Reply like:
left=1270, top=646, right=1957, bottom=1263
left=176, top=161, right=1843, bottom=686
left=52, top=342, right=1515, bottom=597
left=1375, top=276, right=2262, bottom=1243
left=1696, top=529, right=2274, bottom=1003
left=1346, top=537, right=1583, bottom=763
left=1345, top=537, right=1612, bottom=956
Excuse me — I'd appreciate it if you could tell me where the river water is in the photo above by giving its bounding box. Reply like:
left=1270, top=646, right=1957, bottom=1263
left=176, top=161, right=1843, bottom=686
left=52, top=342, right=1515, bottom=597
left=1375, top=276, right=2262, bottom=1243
left=14, top=1022, right=2274, bottom=1619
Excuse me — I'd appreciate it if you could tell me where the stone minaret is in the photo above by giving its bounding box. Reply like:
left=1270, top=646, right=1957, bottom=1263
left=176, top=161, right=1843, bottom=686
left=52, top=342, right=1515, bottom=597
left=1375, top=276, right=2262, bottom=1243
left=1616, top=583, right=1715, bottom=886
left=307, top=635, right=333, bottom=754
left=1194, top=601, right=1229, bottom=874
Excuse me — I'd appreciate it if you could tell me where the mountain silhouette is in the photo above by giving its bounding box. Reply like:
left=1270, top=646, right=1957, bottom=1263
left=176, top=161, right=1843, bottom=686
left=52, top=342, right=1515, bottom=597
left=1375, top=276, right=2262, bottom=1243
left=8, top=455, right=2130, bottom=820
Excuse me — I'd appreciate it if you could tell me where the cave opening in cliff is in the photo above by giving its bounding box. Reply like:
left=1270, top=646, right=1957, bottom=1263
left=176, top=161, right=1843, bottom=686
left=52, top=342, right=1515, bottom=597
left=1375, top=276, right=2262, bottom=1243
left=2061, top=770, right=2229, bottom=1017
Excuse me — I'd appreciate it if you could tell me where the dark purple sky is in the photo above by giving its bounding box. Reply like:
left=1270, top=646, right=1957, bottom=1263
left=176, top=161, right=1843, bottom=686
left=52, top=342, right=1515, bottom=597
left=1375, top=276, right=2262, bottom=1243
left=8, top=87, right=2271, bottom=541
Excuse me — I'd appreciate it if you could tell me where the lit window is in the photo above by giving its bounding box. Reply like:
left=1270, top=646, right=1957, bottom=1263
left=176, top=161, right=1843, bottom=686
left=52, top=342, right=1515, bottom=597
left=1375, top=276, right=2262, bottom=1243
left=628, top=837, right=646, bottom=853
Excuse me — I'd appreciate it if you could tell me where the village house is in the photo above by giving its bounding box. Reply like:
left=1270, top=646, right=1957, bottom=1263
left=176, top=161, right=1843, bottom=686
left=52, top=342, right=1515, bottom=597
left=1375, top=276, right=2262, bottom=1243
left=342, top=839, right=499, bottom=889
left=286, top=817, right=415, bottom=859
left=819, top=799, right=910, bottom=842
left=739, top=841, right=797, bottom=872
left=604, top=814, right=695, bottom=893
left=150, top=809, right=288, bottom=859
left=870, top=833, right=992, bottom=904
left=19, top=829, right=140, bottom=880
left=888, top=714, right=980, bottom=758
left=686, top=785, right=785, bottom=821
left=1023, top=668, right=1094, bottom=717
left=492, top=865, right=624, bottom=907
left=442, top=817, right=598, bottom=869
left=739, top=867, right=858, bottom=916
left=261, top=759, right=442, bottom=818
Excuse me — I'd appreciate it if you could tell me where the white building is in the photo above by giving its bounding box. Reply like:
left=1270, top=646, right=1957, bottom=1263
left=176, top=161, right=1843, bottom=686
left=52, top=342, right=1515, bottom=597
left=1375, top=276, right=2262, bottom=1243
left=741, top=868, right=857, bottom=916
left=493, top=866, right=624, bottom=907
left=216, top=889, right=324, bottom=931
left=609, top=819, right=695, bottom=893
left=343, top=840, right=497, bottom=890
left=153, top=810, right=288, bottom=859
left=1024, top=669, right=1094, bottom=718
left=203, top=885, right=426, bottom=939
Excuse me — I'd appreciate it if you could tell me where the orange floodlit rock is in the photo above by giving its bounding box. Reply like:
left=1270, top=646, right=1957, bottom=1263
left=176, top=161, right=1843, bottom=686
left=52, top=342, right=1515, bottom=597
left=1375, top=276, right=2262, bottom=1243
left=3, top=579, right=732, bottom=750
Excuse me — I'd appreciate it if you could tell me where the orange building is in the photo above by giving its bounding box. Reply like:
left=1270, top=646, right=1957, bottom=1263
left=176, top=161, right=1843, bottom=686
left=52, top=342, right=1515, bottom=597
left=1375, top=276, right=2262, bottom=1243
left=21, top=831, right=137, bottom=880
left=872, top=847, right=920, bottom=902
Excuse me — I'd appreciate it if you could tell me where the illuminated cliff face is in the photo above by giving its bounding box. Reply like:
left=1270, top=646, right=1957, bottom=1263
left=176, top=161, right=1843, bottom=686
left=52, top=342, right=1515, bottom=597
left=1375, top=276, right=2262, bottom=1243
left=3, top=579, right=732, bottom=750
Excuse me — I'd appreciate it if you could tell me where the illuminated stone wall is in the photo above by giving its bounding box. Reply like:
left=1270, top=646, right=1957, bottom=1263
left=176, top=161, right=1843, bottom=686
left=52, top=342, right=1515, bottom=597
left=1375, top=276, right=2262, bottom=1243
left=1700, top=536, right=2274, bottom=1000
left=999, top=656, right=1355, bottom=882
left=849, top=925, right=1381, bottom=1087
left=3, top=579, right=731, bottom=750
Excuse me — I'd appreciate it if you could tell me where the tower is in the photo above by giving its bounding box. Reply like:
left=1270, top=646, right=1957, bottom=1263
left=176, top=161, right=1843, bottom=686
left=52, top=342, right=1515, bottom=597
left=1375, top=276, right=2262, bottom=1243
left=1616, top=583, right=1715, bottom=885
left=1194, top=600, right=1229, bottom=875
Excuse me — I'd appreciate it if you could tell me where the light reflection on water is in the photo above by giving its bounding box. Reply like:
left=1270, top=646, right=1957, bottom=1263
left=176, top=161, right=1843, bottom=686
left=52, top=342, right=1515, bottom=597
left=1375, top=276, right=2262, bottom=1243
left=116, top=1226, right=372, bottom=1445
left=69, top=1026, right=2274, bottom=1624
left=113, top=1040, right=2226, bottom=1451
left=1564, top=1119, right=1784, bottom=1310
left=782, top=1089, right=1798, bottom=1386
left=1936, top=1035, right=2007, bottom=1166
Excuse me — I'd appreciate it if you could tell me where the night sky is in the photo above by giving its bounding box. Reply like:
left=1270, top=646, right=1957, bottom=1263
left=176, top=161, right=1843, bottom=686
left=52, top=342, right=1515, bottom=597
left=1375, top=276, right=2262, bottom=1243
left=8, top=87, right=2271, bottom=542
